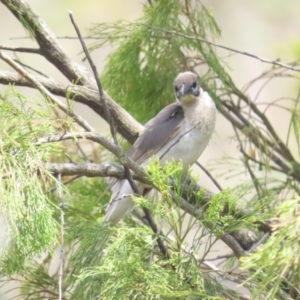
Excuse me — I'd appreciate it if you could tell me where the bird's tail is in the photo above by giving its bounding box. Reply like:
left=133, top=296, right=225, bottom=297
left=104, top=179, right=136, bottom=224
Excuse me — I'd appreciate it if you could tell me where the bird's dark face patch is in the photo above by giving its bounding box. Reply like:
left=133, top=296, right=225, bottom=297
left=174, top=71, right=200, bottom=103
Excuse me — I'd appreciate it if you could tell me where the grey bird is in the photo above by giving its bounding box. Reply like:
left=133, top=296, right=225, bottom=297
left=105, top=71, right=216, bottom=223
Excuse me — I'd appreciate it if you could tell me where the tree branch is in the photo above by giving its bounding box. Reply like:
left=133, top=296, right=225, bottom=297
left=0, top=0, right=270, bottom=257
left=38, top=132, right=146, bottom=179
left=0, top=51, right=96, bottom=133
left=1, top=0, right=94, bottom=85
left=139, top=23, right=300, bottom=72
left=45, top=158, right=266, bottom=255
left=195, top=161, right=223, bottom=191
left=1, top=0, right=143, bottom=144
left=40, top=131, right=272, bottom=239
left=0, top=70, right=143, bottom=144
left=123, top=165, right=171, bottom=259
left=0, top=45, right=41, bottom=54
left=0, top=59, right=267, bottom=256
left=46, top=162, right=147, bottom=183
left=68, top=11, right=118, bottom=144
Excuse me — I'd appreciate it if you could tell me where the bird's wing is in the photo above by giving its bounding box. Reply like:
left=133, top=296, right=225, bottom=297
left=128, top=102, right=185, bottom=164
left=104, top=103, right=185, bottom=223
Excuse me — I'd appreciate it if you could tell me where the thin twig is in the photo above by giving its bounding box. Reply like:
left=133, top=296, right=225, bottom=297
left=243, top=157, right=261, bottom=197
left=139, top=23, right=300, bottom=73
left=239, top=148, right=286, bottom=174
left=75, top=141, right=90, bottom=162
left=123, top=166, right=171, bottom=259
left=10, top=35, right=108, bottom=40
left=232, top=124, right=263, bottom=197
left=142, top=207, right=171, bottom=259
left=0, top=70, right=144, bottom=144
left=232, top=89, right=297, bottom=163
left=220, top=101, right=300, bottom=181
left=50, top=175, right=82, bottom=193
left=37, top=132, right=147, bottom=179
left=58, top=173, right=64, bottom=300
left=12, top=59, right=47, bottom=77
left=195, top=162, right=222, bottom=191
left=1, top=0, right=95, bottom=86
left=204, top=254, right=234, bottom=261
left=246, top=232, right=270, bottom=254
left=0, top=45, right=41, bottom=54
left=68, top=11, right=118, bottom=145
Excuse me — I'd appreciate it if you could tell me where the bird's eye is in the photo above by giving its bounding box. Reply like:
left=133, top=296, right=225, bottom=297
left=191, top=81, right=197, bottom=89
left=174, top=85, right=179, bottom=92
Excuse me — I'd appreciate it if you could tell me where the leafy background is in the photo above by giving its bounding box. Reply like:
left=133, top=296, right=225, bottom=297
left=1, top=0, right=299, bottom=192
left=0, top=0, right=300, bottom=298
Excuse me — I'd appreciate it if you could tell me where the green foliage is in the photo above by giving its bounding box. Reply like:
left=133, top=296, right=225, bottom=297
left=0, top=93, right=61, bottom=274
left=90, top=0, right=223, bottom=123
left=144, top=159, right=268, bottom=242
left=62, top=177, right=111, bottom=297
left=18, top=262, right=60, bottom=299
left=288, top=94, right=300, bottom=158
left=240, top=198, right=300, bottom=299
left=66, top=160, right=262, bottom=299
left=90, top=0, right=300, bottom=208
left=74, top=226, right=239, bottom=300
left=1, top=0, right=299, bottom=299
left=204, top=190, right=262, bottom=236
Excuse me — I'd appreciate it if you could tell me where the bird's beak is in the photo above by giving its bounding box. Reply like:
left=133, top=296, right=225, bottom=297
left=180, top=83, right=189, bottom=96
left=179, top=84, right=197, bottom=104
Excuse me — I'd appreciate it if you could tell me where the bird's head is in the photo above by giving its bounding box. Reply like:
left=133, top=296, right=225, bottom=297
left=174, top=71, right=200, bottom=104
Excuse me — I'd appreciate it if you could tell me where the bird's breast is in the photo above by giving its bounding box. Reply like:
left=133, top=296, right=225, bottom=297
left=144, top=94, right=216, bottom=170
left=155, top=121, right=213, bottom=170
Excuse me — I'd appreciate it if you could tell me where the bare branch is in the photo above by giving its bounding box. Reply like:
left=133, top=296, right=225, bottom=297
left=1, top=0, right=141, bottom=143
left=68, top=12, right=104, bottom=100
left=38, top=132, right=146, bottom=179
left=219, top=103, right=300, bottom=182
left=12, top=58, right=48, bottom=77
left=139, top=23, right=300, bottom=72
left=46, top=162, right=149, bottom=183
left=204, top=254, right=234, bottom=261
left=0, top=45, right=41, bottom=54
left=246, top=232, right=270, bottom=254
left=1, top=0, right=94, bottom=85
left=47, top=162, right=245, bottom=257
left=142, top=207, right=171, bottom=259
left=0, top=51, right=96, bottom=133
left=0, top=70, right=143, bottom=143
left=123, top=165, right=171, bottom=259
left=233, top=89, right=297, bottom=164
left=195, top=162, right=222, bottom=191
left=68, top=11, right=118, bottom=144
left=169, top=189, right=246, bottom=258
left=57, top=173, right=64, bottom=300
left=0, top=0, right=272, bottom=257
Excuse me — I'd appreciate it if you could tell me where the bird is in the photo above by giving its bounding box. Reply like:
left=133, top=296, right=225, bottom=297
left=104, top=71, right=216, bottom=224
